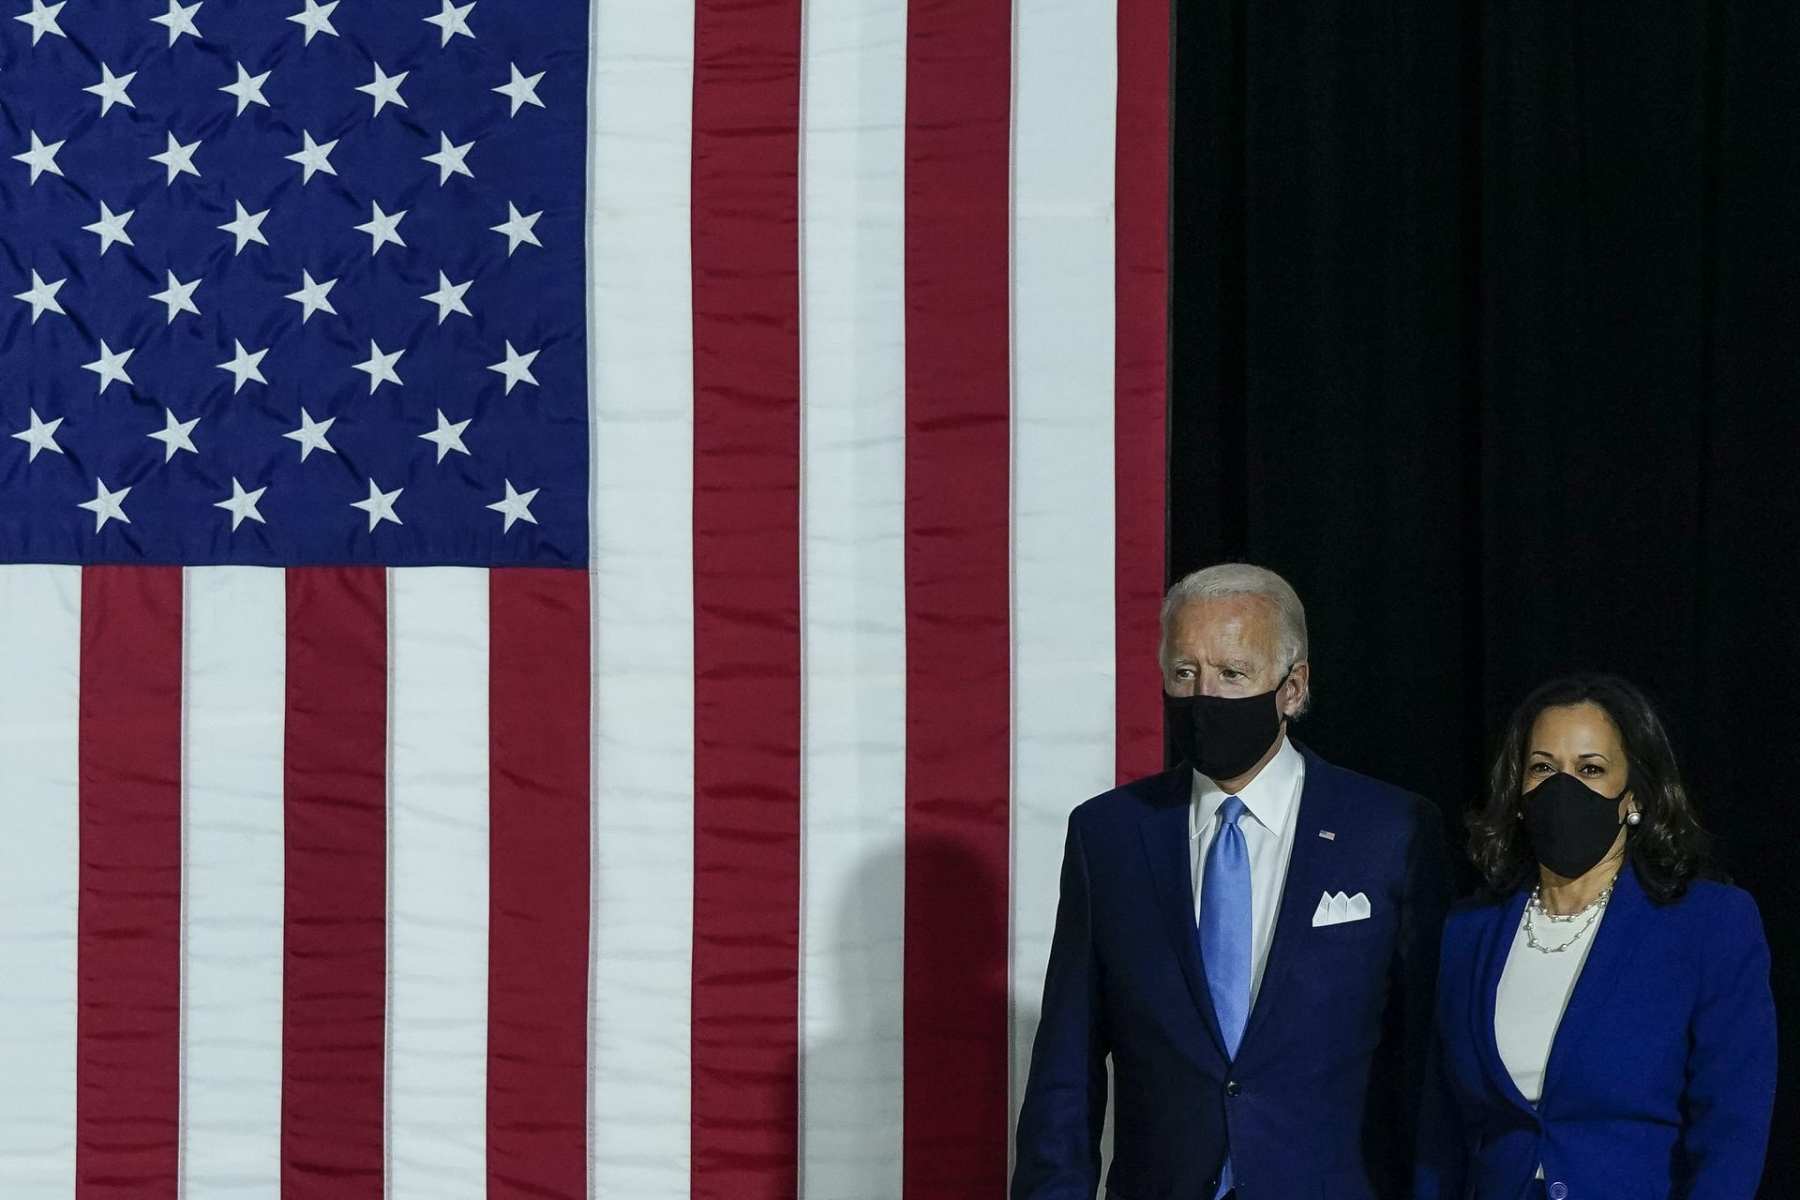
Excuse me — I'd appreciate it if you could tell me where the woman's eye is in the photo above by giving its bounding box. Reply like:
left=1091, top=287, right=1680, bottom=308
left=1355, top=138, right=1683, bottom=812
left=1527, top=762, right=1550, bottom=773
left=1580, top=763, right=1603, bottom=775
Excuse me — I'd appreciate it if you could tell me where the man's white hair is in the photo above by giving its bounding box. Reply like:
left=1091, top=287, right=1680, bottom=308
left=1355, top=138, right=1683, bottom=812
left=1159, top=563, right=1310, bottom=707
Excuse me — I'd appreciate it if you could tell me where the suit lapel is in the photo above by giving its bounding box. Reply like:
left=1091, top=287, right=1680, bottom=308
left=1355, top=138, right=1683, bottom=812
left=1476, top=887, right=1535, bottom=1114
left=1474, top=865, right=1648, bottom=1114
left=1137, top=770, right=1228, bottom=1059
left=1537, top=863, right=1646, bottom=1104
left=1237, top=745, right=1335, bottom=1053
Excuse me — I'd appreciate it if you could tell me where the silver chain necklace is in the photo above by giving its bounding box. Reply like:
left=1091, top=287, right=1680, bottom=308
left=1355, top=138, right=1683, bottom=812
left=1523, top=878, right=1615, bottom=954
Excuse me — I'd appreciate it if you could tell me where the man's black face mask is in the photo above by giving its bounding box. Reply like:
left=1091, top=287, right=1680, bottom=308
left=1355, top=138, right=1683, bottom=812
left=1164, top=676, right=1288, bottom=781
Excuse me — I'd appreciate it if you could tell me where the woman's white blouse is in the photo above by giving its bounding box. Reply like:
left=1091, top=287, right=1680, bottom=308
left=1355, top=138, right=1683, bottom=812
left=1495, top=901, right=1607, bottom=1180
left=1495, top=902, right=1605, bottom=1102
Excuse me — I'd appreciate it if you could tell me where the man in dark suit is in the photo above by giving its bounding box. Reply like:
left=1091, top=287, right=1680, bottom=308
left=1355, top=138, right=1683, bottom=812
left=1012, top=563, right=1450, bottom=1200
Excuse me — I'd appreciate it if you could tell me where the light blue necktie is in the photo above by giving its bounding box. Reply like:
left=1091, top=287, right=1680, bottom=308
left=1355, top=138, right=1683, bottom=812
left=1199, top=795, right=1251, bottom=1199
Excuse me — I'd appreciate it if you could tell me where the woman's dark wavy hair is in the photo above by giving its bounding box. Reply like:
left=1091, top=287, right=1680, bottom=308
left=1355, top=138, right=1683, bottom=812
left=1469, top=673, right=1715, bottom=904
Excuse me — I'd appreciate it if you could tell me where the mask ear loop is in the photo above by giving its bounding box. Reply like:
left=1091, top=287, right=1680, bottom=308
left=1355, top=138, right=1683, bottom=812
left=1274, top=663, right=1301, bottom=717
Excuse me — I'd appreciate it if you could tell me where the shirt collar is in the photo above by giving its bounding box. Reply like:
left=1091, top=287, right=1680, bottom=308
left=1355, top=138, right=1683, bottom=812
left=1189, top=734, right=1303, bottom=840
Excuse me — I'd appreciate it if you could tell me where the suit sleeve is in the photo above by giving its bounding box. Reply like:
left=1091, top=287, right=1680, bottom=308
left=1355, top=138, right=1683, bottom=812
left=1397, top=798, right=1453, bottom=1182
left=1010, top=814, right=1109, bottom=1200
left=1677, top=888, right=1778, bottom=1200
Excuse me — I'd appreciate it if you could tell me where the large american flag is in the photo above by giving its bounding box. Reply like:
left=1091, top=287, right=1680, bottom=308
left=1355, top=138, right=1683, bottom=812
left=0, top=1, right=1169, bottom=1196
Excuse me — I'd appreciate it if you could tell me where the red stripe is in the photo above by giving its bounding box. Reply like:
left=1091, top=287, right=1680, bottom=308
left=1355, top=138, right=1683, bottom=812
left=77, top=565, right=183, bottom=1200
left=281, top=567, right=387, bottom=1200
left=1115, top=0, right=1173, bottom=783
left=902, top=0, right=1014, bottom=1192
left=487, top=569, right=591, bottom=1200
left=689, top=1, right=804, bottom=1195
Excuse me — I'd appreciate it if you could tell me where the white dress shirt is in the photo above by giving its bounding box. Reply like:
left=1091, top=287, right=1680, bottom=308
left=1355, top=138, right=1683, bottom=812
left=1189, top=735, right=1305, bottom=1007
left=1495, top=901, right=1605, bottom=1179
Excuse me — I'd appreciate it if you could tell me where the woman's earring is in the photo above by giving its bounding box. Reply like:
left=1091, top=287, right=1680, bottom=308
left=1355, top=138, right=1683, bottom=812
left=1625, top=810, right=1642, bottom=827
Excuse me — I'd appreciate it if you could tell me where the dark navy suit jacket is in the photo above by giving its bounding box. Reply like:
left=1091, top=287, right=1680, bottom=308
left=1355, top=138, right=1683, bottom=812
left=1011, top=744, right=1450, bottom=1200
left=1414, top=864, right=1777, bottom=1200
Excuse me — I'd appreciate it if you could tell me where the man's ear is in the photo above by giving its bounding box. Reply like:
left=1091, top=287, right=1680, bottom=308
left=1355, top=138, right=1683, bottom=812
left=1279, top=661, right=1310, bottom=717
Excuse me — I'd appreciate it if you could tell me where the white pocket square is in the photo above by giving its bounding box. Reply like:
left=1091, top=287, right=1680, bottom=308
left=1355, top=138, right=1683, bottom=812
left=1311, top=890, right=1372, bottom=927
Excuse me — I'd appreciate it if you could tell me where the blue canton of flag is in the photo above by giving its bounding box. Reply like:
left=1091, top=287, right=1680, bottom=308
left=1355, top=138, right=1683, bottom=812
left=1, top=0, right=588, bottom=566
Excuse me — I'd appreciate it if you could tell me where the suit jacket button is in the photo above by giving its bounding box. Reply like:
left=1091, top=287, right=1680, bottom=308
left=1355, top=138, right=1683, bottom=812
left=1549, top=1184, right=1568, bottom=1200
left=1224, top=1080, right=1242, bottom=1097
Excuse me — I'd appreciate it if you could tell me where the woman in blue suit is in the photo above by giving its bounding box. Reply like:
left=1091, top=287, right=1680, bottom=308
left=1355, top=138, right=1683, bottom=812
left=1416, top=674, right=1776, bottom=1200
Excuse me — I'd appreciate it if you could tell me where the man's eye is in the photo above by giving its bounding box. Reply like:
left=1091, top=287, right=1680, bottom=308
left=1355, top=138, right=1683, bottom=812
left=1221, top=670, right=1242, bottom=681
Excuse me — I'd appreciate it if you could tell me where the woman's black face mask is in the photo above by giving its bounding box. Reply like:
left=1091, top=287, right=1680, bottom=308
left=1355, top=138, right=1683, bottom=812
left=1523, top=771, right=1630, bottom=879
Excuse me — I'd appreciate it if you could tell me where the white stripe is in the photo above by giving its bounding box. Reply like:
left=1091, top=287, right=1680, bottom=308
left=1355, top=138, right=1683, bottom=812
left=387, top=568, right=490, bottom=1199
left=588, top=1, right=697, bottom=1194
left=182, top=567, right=286, bottom=1200
left=1008, top=0, right=1121, bottom=1170
left=797, top=0, right=909, bottom=1196
left=0, top=565, right=80, bottom=1198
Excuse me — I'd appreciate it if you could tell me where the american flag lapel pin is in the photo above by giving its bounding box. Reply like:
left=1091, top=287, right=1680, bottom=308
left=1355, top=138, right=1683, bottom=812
left=1318, top=830, right=1336, bottom=841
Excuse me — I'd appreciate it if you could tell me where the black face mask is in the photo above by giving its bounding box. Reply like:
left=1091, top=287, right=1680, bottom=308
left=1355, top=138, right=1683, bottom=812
left=1523, top=772, right=1630, bottom=879
left=1164, top=681, right=1286, bottom=782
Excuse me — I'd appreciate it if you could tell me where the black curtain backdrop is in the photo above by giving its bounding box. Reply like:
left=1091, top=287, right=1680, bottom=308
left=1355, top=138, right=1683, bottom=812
left=1171, top=1, right=1798, bottom=1193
